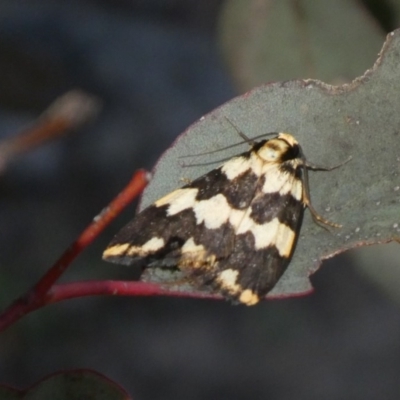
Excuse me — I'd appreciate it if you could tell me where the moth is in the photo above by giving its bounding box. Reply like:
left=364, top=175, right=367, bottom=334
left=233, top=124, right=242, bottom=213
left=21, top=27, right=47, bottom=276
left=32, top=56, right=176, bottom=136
left=103, top=129, right=347, bottom=305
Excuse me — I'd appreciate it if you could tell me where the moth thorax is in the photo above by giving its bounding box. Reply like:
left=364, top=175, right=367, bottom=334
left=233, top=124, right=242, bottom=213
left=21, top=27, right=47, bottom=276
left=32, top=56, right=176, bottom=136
left=257, top=133, right=298, bottom=162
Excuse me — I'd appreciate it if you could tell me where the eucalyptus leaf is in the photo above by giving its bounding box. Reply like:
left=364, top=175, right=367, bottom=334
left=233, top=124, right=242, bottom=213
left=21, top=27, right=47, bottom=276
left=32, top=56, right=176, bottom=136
left=139, top=30, right=400, bottom=300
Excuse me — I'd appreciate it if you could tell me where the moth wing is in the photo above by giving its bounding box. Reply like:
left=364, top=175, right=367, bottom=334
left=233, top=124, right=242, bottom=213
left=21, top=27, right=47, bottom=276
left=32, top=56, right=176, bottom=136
left=103, top=152, right=260, bottom=268
left=205, top=161, right=305, bottom=304
left=102, top=196, right=197, bottom=267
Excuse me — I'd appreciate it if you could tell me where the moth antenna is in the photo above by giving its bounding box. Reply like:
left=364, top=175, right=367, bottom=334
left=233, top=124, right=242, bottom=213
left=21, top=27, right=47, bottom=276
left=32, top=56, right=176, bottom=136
left=180, top=118, right=278, bottom=159
left=179, top=139, right=253, bottom=159
left=224, top=117, right=280, bottom=145
left=224, top=117, right=254, bottom=145
left=180, top=155, right=239, bottom=168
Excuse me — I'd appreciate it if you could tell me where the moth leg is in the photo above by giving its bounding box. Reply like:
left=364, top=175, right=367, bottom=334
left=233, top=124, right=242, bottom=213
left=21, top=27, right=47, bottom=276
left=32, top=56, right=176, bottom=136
left=301, top=155, right=351, bottom=229
left=301, top=165, right=342, bottom=229
left=304, top=156, right=352, bottom=171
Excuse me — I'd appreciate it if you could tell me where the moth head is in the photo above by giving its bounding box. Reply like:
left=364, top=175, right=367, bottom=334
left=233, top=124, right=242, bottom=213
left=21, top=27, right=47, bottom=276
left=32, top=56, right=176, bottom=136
left=256, top=133, right=300, bottom=162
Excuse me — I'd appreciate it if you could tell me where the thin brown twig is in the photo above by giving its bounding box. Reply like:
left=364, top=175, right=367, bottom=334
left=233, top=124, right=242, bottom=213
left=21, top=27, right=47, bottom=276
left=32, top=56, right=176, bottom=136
left=0, top=90, right=101, bottom=171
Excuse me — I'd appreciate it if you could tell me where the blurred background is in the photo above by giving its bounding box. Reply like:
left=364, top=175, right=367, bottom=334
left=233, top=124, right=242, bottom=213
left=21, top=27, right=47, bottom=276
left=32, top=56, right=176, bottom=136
left=1, top=1, right=400, bottom=399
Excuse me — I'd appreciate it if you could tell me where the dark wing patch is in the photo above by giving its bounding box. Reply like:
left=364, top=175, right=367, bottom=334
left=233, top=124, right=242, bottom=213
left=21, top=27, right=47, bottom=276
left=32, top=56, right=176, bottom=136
left=250, top=192, right=303, bottom=231
left=104, top=205, right=195, bottom=265
left=190, top=165, right=258, bottom=209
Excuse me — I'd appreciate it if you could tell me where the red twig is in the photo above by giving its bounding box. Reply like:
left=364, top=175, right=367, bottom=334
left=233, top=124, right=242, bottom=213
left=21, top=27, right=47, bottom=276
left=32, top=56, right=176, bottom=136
left=49, top=281, right=219, bottom=303
left=0, top=169, right=149, bottom=332
left=36, top=169, right=149, bottom=293
left=0, top=281, right=219, bottom=330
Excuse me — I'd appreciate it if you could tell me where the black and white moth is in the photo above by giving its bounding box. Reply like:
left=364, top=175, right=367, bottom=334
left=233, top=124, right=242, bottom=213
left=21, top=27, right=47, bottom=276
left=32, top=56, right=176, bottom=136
left=103, top=131, right=345, bottom=305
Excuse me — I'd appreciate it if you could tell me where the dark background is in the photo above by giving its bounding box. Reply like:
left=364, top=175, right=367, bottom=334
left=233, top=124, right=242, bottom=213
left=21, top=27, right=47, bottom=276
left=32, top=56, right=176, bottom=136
left=1, top=1, right=400, bottom=399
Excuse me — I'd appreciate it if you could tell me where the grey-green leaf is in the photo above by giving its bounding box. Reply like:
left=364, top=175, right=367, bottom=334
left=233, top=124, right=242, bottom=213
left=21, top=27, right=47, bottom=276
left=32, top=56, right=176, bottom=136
left=139, top=30, right=400, bottom=299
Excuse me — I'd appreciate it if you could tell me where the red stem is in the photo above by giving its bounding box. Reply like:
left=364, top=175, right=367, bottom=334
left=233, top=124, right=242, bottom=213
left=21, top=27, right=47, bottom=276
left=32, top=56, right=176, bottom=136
left=49, top=281, right=219, bottom=303
left=0, top=169, right=149, bottom=332
left=35, top=169, right=149, bottom=294
left=0, top=281, right=220, bottom=330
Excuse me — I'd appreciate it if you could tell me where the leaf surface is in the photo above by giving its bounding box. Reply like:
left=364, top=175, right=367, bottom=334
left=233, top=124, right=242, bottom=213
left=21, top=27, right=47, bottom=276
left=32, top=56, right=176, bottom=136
left=139, top=30, right=400, bottom=299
